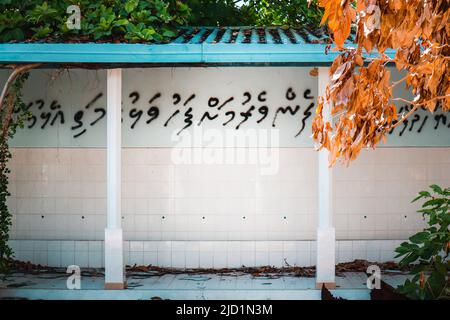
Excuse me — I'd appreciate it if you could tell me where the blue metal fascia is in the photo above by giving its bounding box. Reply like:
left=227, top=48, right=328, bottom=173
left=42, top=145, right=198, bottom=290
left=0, top=43, right=395, bottom=65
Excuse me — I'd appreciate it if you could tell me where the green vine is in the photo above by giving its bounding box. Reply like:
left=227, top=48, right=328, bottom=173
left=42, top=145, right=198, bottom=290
left=0, top=71, right=31, bottom=274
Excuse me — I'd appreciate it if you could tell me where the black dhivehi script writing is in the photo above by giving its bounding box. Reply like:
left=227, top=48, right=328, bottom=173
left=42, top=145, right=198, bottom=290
left=14, top=88, right=449, bottom=139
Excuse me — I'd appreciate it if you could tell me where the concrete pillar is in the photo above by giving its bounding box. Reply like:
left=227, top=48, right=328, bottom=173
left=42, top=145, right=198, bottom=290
left=105, top=69, right=125, bottom=289
left=316, top=67, right=336, bottom=289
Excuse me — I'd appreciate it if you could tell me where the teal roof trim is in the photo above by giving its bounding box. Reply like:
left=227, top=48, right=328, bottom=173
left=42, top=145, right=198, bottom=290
left=0, top=27, right=394, bottom=65
left=0, top=42, right=339, bottom=64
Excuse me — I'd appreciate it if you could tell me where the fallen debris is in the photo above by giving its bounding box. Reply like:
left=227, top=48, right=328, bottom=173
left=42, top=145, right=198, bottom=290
left=4, top=259, right=409, bottom=280
left=3, top=260, right=104, bottom=278
left=126, top=259, right=408, bottom=278
left=125, top=264, right=316, bottom=278
left=7, top=260, right=56, bottom=275
left=336, top=260, right=410, bottom=275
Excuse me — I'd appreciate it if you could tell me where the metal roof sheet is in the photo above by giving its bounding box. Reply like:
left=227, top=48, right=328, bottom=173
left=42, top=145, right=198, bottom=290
left=172, top=27, right=335, bottom=44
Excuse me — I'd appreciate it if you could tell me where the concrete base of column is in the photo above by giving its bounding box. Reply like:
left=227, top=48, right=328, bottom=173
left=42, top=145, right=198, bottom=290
left=315, top=227, right=336, bottom=288
left=104, top=228, right=125, bottom=290
left=105, top=282, right=126, bottom=290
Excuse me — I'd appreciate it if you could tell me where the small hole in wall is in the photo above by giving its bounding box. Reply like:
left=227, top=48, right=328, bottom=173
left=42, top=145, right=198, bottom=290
left=242, top=216, right=246, bottom=219
left=363, top=215, right=367, bottom=219
left=283, top=216, right=287, bottom=220
left=162, top=216, right=165, bottom=219
left=81, top=216, right=85, bottom=219
left=202, top=216, right=205, bottom=220
left=41, top=215, right=44, bottom=219
left=122, top=216, right=124, bottom=219
left=404, top=215, right=407, bottom=219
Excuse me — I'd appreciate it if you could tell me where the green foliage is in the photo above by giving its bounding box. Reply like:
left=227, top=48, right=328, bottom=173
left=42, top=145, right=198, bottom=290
left=0, top=144, right=11, bottom=275
left=241, top=0, right=323, bottom=27
left=185, top=0, right=252, bottom=26
left=185, top=0, right=323, bottom=27
left=0, top=72, right=30, bottom=274
left=395, top=185, right=450, bottom=300
left=0, top=0, right=323, bottom=43
left=0, top=0, right=190, bottom=43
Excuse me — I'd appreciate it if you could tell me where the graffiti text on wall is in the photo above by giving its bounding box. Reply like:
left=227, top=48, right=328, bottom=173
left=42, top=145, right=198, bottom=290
left=16, top=90, right=450, bottom=140
left=16, top=87, right=318, bottom=140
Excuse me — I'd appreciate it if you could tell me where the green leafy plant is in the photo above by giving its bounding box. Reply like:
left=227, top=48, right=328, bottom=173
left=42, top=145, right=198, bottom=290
left=184, top=0, right=323, bottom=27
left=0, top=0, right=190, bottom=43
left=241, top=0, right=323, bottom=27
left=25, top=1, right=58, bottom=25
left=395, top=185, right=450, bottom=300
left=125, top=23, right=157, bottom=41
left=0, top=9, right=26, bottom=42
left=0, top=0, right=325, bottom=43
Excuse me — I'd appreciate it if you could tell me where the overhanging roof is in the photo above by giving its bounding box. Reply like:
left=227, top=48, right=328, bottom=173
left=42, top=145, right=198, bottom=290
left=0, top=27, right=391, bottom=65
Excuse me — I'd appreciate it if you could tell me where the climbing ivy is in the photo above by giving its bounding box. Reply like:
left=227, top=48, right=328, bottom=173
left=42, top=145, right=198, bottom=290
left=0, top=72, right=31, bottom=274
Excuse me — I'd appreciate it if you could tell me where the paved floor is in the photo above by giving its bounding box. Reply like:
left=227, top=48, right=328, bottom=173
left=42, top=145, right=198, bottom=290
left=0, top=271, right=409, bottom=300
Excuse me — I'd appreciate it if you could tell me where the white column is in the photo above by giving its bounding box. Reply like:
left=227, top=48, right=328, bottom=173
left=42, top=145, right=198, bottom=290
left=105, top=69, right=125, bottom=289
left=316, top=67, right=336, bottom=289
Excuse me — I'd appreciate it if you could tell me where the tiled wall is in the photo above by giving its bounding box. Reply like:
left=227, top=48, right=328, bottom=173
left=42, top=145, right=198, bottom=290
left=7, top=147, right=450, bottom=267
left=8, top=148, right=107, bottom=240
left=333, top=148, right=450, bottom=240
left=8, top=239, right=404, bottom=268
left=8, top=147, right=318, bottom=241
left=9, top=240, right=104, bottom=268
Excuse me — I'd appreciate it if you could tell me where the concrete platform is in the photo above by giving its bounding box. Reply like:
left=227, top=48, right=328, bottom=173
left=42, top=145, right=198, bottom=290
left=0, top=271, right=409, bottom=300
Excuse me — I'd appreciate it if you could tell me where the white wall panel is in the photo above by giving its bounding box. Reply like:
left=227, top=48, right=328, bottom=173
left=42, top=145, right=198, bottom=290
left=3, top=67, right=449, bottom=268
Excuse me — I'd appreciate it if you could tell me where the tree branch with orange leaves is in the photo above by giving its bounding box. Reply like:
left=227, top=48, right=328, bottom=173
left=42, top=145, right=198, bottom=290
left=311, top=0, right=450, bottom=165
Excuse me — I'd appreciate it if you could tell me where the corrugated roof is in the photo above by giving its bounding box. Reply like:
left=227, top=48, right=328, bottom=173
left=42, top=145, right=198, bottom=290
left=171, top=26, right=337, bottom=45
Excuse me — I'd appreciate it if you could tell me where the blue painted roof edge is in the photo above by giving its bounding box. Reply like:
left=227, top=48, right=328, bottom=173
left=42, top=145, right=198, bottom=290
left=0, top=43, right=395, bottom=64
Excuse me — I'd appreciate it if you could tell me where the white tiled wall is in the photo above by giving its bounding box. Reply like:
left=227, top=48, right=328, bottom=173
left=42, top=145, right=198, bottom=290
left=333, top=148, right=450, bottom=239
left=8, top=148, right=107, bottom=240
left=8, top=239, right=404, bottom=268
left=8, top=147, right=318, bottom=241
left=9, top=240, right=104, bottom=268
left=7, top=147, right=450, bottom=267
